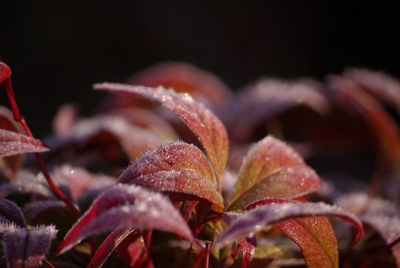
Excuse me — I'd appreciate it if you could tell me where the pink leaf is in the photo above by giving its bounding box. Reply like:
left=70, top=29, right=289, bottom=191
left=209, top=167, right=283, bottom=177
left=0, top=197, right=26, bottom=227
left=88, top=228, right=137, bottom=268
left=118, top=141, right=224, bottom=212
left=57, top=184, right=194, bottom=255
left=214, top=202, right=363, bottom=249
left=228, top=136, right=320, bottom=211
left=52, top=165, right=114, bottom=200
left=52, top=103, right=77, bottom=136
left=0, top=129, right=48, bottom=157
left=94, top=83, right=229, bottom=190
left=48, top=115, right=173, bottom=161
left=2, top=225, right=57, bottom=268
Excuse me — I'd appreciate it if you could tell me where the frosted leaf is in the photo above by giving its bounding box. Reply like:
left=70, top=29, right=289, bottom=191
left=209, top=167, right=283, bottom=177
left=0, top=198, right=26, bottom=227
left=126, top=62, right=232, bottom=105
left=51, top=165, right=115, bottom=200
left=336, top=192, right=399, bottom=217
left=228, top=136, right=320, bottom=211
left=0, top=106, right=25, bottom=179
left=229, top=79, right=329, bottom=142
left=0, top=129, right=48, bottom=157
left=0, top=171, right=52, bottom=198
left=94, top=83, right=229, bottom=189
left=118, top=141, right=223, bottom=210
left=2, top=225, right=57, bottom=268
left=57, top=184, right=194, bottom=255
left=361, top=214, right=400, bottom=266
left=47, top=115, right=173, bottom=161
left=215, top=202, right=363, bottom=249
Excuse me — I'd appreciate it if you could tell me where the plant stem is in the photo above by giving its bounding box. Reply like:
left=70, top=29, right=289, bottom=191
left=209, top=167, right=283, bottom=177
left=1, top=63, right=80, bottom=217
left=43, top=258, right=55, bottom=268
left=360, top=235, right=400, bottom=268
left=204, top=243, right=210, bottom=268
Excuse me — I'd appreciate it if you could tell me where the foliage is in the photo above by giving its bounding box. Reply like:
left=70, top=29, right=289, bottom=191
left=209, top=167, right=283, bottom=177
left=1, top=61, right=400, bottom=267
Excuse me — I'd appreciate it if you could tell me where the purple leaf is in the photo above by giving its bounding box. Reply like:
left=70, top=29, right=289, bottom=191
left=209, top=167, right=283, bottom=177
left=88, top=228, right=137, bottom=268
left=228, top=136, right=321, bottom=211
left=2, top=225, right=57, bottom=268
left=229, top=79, right=329, bottom=142
left=57, top=184, right=194, bottom=255
left=118, top=141, right=224, bottom=212
left=214, top=202, right=363, bottom=249
left=94, top=83, right=229, bottom=190
left=23, top=200, right=67, bottom=223
left=0, top=197, right=26, bottom=227
left=0, top=129, right=48, bottom=157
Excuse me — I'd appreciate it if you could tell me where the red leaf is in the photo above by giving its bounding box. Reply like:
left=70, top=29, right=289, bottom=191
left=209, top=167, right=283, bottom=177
left=57, top=184, right=194, bottom=255
left=228, top=136, right=320, bottom=211
left=238, top=237, right=256, bottom=268
left=214, top=202, right=363, bottom=249
left=0, top=197, right=26, bottom=227
left=0, top=129, right=48, bottom=157
left=2, top=225, right=57, bottom=268
left=118, top=141, right=224, bottom=212
left=94, top=83, right=229, bottom=190
left=88, top=228, right=137, bottom=268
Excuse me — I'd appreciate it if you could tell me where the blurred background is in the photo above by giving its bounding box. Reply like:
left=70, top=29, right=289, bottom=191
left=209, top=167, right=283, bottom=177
left=1, top=0, right=399, bottom=136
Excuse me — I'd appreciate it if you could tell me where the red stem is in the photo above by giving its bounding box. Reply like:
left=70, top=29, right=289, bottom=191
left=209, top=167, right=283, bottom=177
left=1, top=63, right=80, bottom=217
left=204, top=243, right=210, bottom=268
left=43, top=258, right=55, bottom=268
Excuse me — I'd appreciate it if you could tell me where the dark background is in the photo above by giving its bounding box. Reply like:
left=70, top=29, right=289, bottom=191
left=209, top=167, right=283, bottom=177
left=1, top=1, right=399, bottom=136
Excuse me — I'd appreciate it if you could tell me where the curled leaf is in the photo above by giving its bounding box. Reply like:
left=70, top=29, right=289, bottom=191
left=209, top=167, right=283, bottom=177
left=328, top=76, right=400, bottom=164
left=0, top=61, right=12, bottom=84
left=2, top=225, right=57, bottom=268
left=94, top=83, right=229, bottom=190
left=215, top=202, right=363, bottom=249
left=246, top=199, right=339, bottom=268
left=0, top=129, right=48, bottom=157
left=57, top=184, right=194, bottom=255
left=228, top=136, right=320, bottom=211
left=118, top=141, right=223, bottom=211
